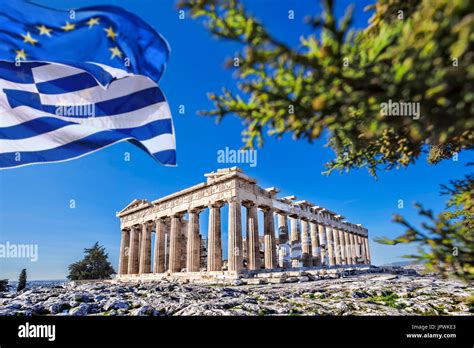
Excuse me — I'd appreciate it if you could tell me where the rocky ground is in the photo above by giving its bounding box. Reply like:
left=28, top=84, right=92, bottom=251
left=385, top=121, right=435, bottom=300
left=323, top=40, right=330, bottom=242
left=1, top=268, right=472, bottom=316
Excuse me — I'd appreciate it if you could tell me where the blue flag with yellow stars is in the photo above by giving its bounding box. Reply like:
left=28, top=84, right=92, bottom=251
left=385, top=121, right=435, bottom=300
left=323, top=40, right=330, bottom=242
left=0, top=0, right=170, bottom=82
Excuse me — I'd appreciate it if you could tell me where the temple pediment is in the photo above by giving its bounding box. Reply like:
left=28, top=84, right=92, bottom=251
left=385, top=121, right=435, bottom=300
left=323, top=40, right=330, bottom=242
left=117, top=199, right=151, bottom=216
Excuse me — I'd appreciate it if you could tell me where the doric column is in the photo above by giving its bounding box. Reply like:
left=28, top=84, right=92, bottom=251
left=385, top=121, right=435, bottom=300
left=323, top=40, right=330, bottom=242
left=153, top=219, right=167, bottom=273
left=169, top=214, right=182, bottom=272
left=357, top=235, right=363, bottom=263
left=344, top=229, right=351, bottom=264
left=227, top=198, right=243, bottom=272
left=349, top=232, right=357, bottom=264
left=310, top=222, right=320, bottom=266
left=358, top=235, right=366, bottom=264
left=186, top=210, right=201, bottom=272
left=118, top=229, right=130, bottom=275
left=338, top=228, right=346, bottom=265
left=332, top=225, right=341, bottom=265
left=364, top=236, right=371, bottom=264
left=356, top=234, right=361, bottom=263
left=277, top=213, right=289, bottom=244
left=301, top=219, right=312, bottom=267
left=207, top=203, right=223, bottom=271
left=245, top=203, right=260, bottom=270
left=290, top=217, right=300, bottom=243
left=263, top=207, right=277, bottom=269
left=139, top=223, right=152, bottom=274
left=278, top=244, right=290, bottom=268
left=326, top=225, right=335, bottom=266
left=318, top=223, right=327, bottom=266
left=128, top=226, right=140, bottom=274
left=290, top=217, right=301, bottom=267
left=357, top=235, right=364, bottom=264
left=137, top=228, right=142, bottom=265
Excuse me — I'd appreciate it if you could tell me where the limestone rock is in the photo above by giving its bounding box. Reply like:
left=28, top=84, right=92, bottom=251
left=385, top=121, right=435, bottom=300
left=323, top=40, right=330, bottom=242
left=0, top=268, right=471, bottom=316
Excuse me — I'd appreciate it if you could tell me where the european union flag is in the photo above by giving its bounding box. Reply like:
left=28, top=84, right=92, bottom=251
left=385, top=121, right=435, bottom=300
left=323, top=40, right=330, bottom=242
left=0, top=0, right=170, bottom=82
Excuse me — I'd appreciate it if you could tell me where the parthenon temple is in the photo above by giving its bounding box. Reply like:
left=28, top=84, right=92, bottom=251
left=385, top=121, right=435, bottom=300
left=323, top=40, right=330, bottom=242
left=116, top=167, right=371, bottom=281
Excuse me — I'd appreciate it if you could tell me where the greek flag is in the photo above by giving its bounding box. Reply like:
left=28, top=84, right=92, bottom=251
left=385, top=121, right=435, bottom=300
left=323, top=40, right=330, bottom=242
left=0, top=60, right=176, bottom=169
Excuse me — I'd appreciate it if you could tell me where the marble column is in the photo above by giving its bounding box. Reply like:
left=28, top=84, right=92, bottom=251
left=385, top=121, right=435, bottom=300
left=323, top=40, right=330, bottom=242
left=359, top=235, right=366, bottom=264
left=186, top=210, right=201, bottom=272
left=356, top=235, right=364, bottom=264
left=278, top=244, right=290, bottom=268
left=290, top=217, right=300, bottom=243
left=338, top=228, right=346, bottom=265
left=169, top=215, right=182, bottom=272
left=263, top=208, right=277, bottom=269
left=246, top=203, right=260, bottom=270
left=290, top=217, right=301, bottom=267
left=326, top=225, right=335, bottom=266
left=128, top=226, right=140, bottom=274
left=139, top=223, right=152, bottom=274
left=207, top=203, right=223, bottom=271
left=356, top=235, right=363, bottom=263
left=310, top=222, right=320, bottom=266
left=118, top=229, right=130, bottom=275
left=277, top=213, right=289, bottom=244
left=344, top=230, right=352, bottom=265
left=332, top=225, right=341, bottom=265
left=349, top=233, right=357, bottom=264
left=364, top=236, right=371, bottom=264
left=153, top=219, right=166, bottom=273
left=301, top=219, right=312, bottom=267
left=137, top=228, right=142, bottom=266
left=228, top=198, right=243, bottom=272
left=318, top=223, right=327, bottom=266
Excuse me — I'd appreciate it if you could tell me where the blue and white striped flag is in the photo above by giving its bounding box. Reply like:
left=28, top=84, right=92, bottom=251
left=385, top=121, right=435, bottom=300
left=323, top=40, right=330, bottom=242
left=0, top=60, right=176, bottom=169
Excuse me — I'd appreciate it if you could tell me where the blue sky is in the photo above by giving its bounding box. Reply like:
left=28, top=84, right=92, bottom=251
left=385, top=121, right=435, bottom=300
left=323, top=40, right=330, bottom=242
left=0, top=0, right=470, bottom=280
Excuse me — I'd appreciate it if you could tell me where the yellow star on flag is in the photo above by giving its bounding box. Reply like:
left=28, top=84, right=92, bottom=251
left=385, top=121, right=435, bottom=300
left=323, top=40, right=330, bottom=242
left=36, top=25, right=52, bottom=37
left=61, top=21, right=76, bottom=32
left=21, top=32, right=38, bottom=45
left=86, top=17, right=100, bottom=28
left=15, top=49, right=27, bottom=60
left=109, top=46, right=122, bottom=59
left=104, top=26, right=117, bottom=40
